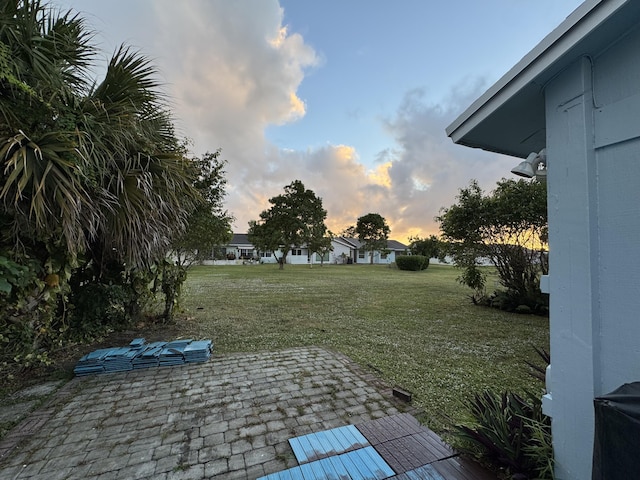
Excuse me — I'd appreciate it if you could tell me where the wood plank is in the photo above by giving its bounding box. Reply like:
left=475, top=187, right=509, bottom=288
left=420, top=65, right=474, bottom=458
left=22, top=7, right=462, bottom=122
left=277, top=468, right=294, bottom=480
left=309, top=458, right=328, bottom=479
left=358, top=446, right=396, bottom=479
left=431, top=456, right=498, bottom=480
left=404, top=464, right=445, bottom=480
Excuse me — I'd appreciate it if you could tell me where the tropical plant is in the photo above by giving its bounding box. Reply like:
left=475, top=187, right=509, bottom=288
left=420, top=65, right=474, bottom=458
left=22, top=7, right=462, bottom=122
left=453, top=348, right=553, bottom=479
left=0, top=1, right=202, bottom=368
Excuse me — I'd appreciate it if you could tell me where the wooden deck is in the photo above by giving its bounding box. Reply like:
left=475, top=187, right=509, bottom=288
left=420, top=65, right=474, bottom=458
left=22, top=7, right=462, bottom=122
left=259, top=413, right=498, bottom=480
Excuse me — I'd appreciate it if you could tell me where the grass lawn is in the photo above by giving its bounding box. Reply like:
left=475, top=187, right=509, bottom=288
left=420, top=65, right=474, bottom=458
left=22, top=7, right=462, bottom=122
left=176, top=263, right=549, bottom=436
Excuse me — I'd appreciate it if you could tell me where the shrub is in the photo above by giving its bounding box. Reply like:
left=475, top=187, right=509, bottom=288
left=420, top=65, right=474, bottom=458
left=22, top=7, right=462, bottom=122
left=455, top=390, right=552, bottom=479
left=67, top=282, right=136, bottom=341
left=1, top=253, right=61, bottom=369
left=453, top=348, right=553, bottom=479
left=396, top=255, right=428, bottom=271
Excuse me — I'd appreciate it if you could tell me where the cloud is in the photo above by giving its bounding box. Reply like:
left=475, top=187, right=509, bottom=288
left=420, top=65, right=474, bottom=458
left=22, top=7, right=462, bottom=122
left=376, top=85, right=517, bottom=240
left=141, top=1, right=515, bottom=243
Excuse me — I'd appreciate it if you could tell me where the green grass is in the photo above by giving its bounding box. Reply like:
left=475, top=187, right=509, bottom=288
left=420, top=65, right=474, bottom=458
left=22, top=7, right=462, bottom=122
left=176, top=263, right=549, bottom=435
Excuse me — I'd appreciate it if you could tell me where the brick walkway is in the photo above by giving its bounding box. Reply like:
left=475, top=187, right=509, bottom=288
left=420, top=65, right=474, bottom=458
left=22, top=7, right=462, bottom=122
left=0, top=347, right=406, bottom=479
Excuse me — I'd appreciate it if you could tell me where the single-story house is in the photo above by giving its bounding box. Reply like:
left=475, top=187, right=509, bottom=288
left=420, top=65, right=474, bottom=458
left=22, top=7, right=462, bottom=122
left=332, top=237, right=408, bottom=264
left=446, top=1, right=640, bottom=478
left=207, top=234, right=408, bottom=265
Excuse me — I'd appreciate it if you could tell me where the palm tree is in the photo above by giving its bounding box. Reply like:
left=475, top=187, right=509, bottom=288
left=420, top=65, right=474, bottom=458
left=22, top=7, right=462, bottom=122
left=1, top=0, right=196, bottom=269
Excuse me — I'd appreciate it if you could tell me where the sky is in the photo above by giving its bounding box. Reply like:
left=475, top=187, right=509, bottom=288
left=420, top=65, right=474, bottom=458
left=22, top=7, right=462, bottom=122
left=55, top=0, right=583, bottom=243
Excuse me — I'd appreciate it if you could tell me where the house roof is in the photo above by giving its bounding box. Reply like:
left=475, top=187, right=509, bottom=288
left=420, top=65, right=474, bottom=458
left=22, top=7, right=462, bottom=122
left=445, top=0, right=640, bottom=158
left=336, top=236, right=408, bottom=251
left=229, top=233, right=252, bottom=246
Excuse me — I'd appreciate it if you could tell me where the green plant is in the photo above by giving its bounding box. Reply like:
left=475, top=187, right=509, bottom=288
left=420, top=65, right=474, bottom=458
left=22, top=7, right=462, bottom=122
left=160, top=261, right=187, bottom=322
left=0, top=252, right=61, bottom=369
left=453, top=347, right=553, bottom=479
left=455, top=390, right=551, bottom=478
left=395, top=255, right=428, bottom=271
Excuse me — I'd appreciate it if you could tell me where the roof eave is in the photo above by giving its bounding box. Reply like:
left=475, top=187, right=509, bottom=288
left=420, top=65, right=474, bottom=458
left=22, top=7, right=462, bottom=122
left=446, top=0, right=629, bottom=158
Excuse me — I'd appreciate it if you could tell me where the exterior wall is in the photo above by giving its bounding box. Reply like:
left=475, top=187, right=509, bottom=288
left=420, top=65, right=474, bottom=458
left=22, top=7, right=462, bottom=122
left=544, top=27, right=640, bottom=479
left=331, top=242, right=353, bottom=264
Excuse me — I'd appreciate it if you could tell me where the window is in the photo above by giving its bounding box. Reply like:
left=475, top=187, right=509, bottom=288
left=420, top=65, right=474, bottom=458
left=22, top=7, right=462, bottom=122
left=291, top=249, right=302, bottom=256
left=260, top=251, right=271, bottom=258
left=358, top=250, right=365, bottom=259
left=240, top=248, right=253, bottom=259
left=381, top=252, right=388, bottom=259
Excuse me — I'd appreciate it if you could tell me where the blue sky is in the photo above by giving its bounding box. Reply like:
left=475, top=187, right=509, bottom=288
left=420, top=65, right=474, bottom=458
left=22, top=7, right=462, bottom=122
left=56, top=0, right=583, bottom=241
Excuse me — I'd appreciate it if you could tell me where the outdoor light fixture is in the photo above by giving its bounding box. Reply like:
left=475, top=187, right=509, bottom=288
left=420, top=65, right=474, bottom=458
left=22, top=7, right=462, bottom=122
left=511, top=148, right=547, bottom=180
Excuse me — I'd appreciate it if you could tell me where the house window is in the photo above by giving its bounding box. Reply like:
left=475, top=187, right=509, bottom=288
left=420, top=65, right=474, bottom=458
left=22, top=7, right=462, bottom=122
left=381, top=252, right=388, bottom=259
left=291, top=249, right=302, bottom=256
left=358, top=250, right=365, bottom=259
left=259, top=251, right=271, bottom=258
left=239, top=248, right=253, bottom=259
left=315, top=252, right=329, bottom=262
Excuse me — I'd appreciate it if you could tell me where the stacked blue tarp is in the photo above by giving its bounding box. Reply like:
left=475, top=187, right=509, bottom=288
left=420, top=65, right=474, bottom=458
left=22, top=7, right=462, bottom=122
left=73, top=337, right=214, bottom=376
left=74, top=348, right=111, bottom=376
left=103, top=347, right=138, bottom=373
left=184, top=340, right=213, bottom=363
left=159, top=339, right=192, bottom=366
left=131, top=341, right=166, bottom=369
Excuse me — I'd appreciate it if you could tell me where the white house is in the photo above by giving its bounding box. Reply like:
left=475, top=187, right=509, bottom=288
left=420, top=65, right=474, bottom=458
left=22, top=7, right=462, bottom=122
left=446, top=1, right=640, bottom=478
left=212, top=234, right=408, bottom=266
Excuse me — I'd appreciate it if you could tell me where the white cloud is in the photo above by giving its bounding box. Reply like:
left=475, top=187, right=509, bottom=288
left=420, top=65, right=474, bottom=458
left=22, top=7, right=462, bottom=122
left=140, top=2, right=515, bottom=242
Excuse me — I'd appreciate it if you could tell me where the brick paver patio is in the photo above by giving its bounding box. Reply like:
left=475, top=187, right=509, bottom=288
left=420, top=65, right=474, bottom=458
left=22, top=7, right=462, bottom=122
left=0, top=347, right=405, bottom=479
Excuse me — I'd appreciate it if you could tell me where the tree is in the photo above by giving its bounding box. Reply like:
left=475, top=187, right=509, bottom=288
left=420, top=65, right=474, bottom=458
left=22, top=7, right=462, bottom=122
left=341, top=225, right=357, bottom=238
left=437, top=179, right=548, bottom=311
left=356, top=213, right=390, bottom=264
left=171, top=150, right=233, bottom=269
left=0, top=0, right=200, bottom=365
left=409, top=235, right=443, bottom=260
left=248, top=180, right=327, bottom=270
left=308, top=230, right=334, bottom=267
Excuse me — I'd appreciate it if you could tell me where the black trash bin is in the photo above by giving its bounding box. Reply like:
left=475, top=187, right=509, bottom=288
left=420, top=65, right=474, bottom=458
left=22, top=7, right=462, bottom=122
left=593, top=382, right=640, bottom=479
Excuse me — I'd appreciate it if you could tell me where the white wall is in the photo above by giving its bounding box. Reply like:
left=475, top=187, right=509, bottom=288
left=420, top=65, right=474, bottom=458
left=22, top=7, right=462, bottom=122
left=544, top=27, right=640, bottom=479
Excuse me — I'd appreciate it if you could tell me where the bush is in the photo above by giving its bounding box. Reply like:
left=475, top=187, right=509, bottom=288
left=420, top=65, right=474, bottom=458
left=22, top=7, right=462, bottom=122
left=452, top=348, right=553, bottom=479
left=0, top=253, right=61, bottom=369
left=455, top=390, right=552, bottom=479
left=396, top=255, right=428, bottom=271
left=67, top=282, right=137, bottom=341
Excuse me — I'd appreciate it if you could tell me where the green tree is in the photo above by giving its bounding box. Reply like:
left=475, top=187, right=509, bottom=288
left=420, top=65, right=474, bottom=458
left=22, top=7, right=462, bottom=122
left=248, top=180, right=327, bottom=270
left=437, top=179, right=548, bottom=311
left=0, top=0, right=199, bottom=365
left=409, top=235, right=443, bottom=260
left=308, top=230, right=334, bottom=267
left=356, top=213, right=390, bottom=264
left=172, top=150, right=233, bottom=269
